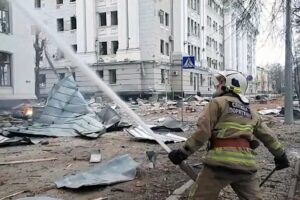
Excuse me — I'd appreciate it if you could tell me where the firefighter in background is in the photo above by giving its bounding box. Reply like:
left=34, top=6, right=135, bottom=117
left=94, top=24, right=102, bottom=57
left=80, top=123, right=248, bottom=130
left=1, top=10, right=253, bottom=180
left=168, top=71, right=290, bottom=200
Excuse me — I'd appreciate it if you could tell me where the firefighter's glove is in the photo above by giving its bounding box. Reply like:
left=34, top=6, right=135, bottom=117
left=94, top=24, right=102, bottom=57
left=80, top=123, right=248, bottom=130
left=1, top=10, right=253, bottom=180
left=168, top=149, right=188, bottom=165
left=249, top=140, right=260, bottom=150
left=274, top=153, right=290, bottom=170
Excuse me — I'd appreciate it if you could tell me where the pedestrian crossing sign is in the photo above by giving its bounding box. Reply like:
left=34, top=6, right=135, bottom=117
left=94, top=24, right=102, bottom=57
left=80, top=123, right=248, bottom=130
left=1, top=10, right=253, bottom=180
left=182, top=56, right=195, bottom=69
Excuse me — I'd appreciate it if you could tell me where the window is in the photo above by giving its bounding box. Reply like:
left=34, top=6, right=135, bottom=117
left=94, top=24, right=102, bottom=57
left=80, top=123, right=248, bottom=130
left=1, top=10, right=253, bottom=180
left=70, top=16, right=76, bottom=30
left=207, top=57, right=211, bottom=68
left=200, top=74, right=203, bottom=86
left=198, top=47, right=200, bottom=61
left=35, top=0, right=41, bottom=8
left=59, top=73, right=65, bottom=80
left=57, top=18, right=64, bottom=31
left=96, top=70, right=103, bottom=79
left=72, top=44, right=77, bottom=52
left=39, top=74, right=46, bottom=88
left=188, top=0, right=191, bottom=8
left=197, top=24, right=200, bottom=37
left=188, top=45, right=191, bottom=55
left=70, top=0, right=76, bottom=2
left=190, top=72, right=193, bottom=86
left=187, top=18, right=190, bottom=34
left=207, top=16, right=211, bottom=27
left=165, top=13, right=169, bottom=26
left=111, top=11, right=118, bottom=25
left=160, top=40, right=164, bottom=54
left=0, top=52, right=11, bottom=86
left=72, top=72, right=76, bottom=80
left=56, top=49, right=64, bottom=59
left=194, top=22, right=197, bottom=35
left=161, top=69, right=165, bottom=84
left=99, top=12, right=107, bottom=26
left=208, top=0, right=212, bottom=7
left=219, top=43, right=223, bottom=52
left=191, top=45, right=193, bottom=56
left=194, top=46, right=197, bottom=58
left=109, top=69, right=116, bottom=84
left=99, top=42, right=107, bottom=55
left=159, top=10, right=164, bottom=24
left=191, top=19, right=194, bottom=34
left=165, top=43, right=169, bottom=56
left=57, top=0, right=63, bottom=4
left=111, top=41, right=118, bottom=54
left=0, top=0, right=9, bottom=34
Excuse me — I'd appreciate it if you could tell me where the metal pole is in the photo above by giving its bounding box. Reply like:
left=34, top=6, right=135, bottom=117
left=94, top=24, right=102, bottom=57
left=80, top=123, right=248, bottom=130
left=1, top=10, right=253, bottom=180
left=181, top=64, right=184, bottom=122
left=284, top=0, right=294, bottom=124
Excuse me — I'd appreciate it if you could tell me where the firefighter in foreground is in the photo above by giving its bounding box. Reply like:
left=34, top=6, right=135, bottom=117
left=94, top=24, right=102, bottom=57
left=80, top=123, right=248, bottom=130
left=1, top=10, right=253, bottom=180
left=168, top=71, right=290, bottom=199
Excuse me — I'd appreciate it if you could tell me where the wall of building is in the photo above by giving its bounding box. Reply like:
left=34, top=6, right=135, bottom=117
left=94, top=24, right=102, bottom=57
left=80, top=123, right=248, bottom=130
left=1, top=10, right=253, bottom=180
left=0, top=1, right=35, bottom=101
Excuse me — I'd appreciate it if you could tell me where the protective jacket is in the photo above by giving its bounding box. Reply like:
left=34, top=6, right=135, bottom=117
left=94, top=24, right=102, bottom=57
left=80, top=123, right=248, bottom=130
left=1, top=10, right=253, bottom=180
left=181, top=94, right=284, bottom=172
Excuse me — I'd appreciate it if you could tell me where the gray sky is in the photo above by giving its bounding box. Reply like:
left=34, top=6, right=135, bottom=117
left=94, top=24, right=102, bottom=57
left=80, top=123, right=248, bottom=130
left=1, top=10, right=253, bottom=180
left=256, top=0, right=285, bottom=67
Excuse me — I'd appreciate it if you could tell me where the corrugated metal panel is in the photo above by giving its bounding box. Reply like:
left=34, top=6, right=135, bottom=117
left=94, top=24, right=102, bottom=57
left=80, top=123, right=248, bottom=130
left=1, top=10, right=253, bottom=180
left=125, top=126, right=187, bottom=143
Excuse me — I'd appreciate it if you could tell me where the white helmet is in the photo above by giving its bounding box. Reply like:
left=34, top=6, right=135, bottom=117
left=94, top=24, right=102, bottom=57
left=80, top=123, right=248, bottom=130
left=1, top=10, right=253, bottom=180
left=213, top=70, right=249, bottom=103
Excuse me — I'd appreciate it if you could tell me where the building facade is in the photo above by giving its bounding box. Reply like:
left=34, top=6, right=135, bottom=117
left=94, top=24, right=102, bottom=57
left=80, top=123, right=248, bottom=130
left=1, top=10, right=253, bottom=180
left=0, top=0, right=35, bottom=107
left=33, top=0, right=258, bottom=99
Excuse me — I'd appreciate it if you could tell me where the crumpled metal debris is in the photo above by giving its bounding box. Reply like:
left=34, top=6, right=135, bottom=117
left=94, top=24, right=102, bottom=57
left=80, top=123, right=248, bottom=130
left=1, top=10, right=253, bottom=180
left=6, top=76, right=113, bottom=138
left=280, top=107, right=300, bottom=119
left=0, top=135, right=42, bottom=147
left=151, top=116, right=189, bottom=132
left=17, top=197, right=63, bottom=200
left=125, top=126, right=187, bottom=143
left=55, top=154, right=139, bottom=189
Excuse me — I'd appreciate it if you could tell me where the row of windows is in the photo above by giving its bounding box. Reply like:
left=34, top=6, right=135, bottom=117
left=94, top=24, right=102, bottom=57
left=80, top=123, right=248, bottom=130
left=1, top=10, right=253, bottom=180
left=39, top=69, right=117, bottom=88
left=208, top=0, right=223, bottom=15
left=99, top=41, right=119, bottom=55
left=206, top=36, right=223, bottom=53
left=207, top=57, right=224, bottom=69
left=188, top=45, right=200, bottom=62
left=207, top=16, right=223, bottom=35
left=57, top=16, right=77, bottom=31
left=189, top=72, right=205, bottom=88
left=99, top=11, right=118, bottom=27
left=188, top=18, right=200, bottom=37
left=160, top=40, right=170, bottom=56
left=188, top=0, right=200, bottom=14
left=159, top=10, right=169, bottom=27
left=34, top=0, right=76, bottom=8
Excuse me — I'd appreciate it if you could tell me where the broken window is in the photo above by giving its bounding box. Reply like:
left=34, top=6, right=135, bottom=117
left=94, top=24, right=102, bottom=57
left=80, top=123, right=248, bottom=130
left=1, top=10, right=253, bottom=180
left=165, top=12, right=169, bottom=26
left=57, top=18, right=64, bottom=31
left=160, top=40, right=164, bottom=55
left=0, top=52, right=11, bottom=86
left=111, top=41, right=118, bottom=54
left=109, top=69, right=116, bottom=84
left=59, top=73, right=65, bottom=80
left=70, top=16, right=76, bottom=30
left=35, top=0, right=41, bottom=8
left=159, top=10, right=164, bottom=24
left=165, top=42, right=169, bottom=56
left=99, top=12, right=107, bottom=26
left=161, top=69, right=165, bottom=84
left=0, top=0, right=9, bottom=34
left=39, top=74, right=46, bottom=88
left=57, top=0, right=63, bottom=4
left=99, top=42, right=107, bottom=55
left=72, top=44, right=77, bottom=52
left=111, top=11, right=118, bottom=26
left=96, top=70, right=103, bottom=79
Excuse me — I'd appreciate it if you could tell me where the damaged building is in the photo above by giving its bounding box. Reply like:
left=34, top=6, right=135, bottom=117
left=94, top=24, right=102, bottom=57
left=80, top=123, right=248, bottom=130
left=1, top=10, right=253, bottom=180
left=33, top=0, right=258, bottom=100
left=0, top=0, right=35, bottom=108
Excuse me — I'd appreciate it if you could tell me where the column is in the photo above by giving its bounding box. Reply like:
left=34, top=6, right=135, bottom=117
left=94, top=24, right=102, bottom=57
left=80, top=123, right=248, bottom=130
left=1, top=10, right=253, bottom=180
left=76, top=0, right=86, bottom=53
left=85, top=0, right=96, bottom=52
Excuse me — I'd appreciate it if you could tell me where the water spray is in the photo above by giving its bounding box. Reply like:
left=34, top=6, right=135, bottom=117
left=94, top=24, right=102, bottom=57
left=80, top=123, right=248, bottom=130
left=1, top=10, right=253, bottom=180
left=12, top=0, right=197, bottom=181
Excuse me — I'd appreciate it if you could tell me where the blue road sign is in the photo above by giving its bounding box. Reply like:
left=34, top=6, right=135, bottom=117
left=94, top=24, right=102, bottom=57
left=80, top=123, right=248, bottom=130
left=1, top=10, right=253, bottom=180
left=182, top=56, right=195, bottom=69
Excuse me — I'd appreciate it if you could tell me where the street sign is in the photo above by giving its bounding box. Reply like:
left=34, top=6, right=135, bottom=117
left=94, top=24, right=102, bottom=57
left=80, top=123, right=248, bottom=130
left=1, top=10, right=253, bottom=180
left=182, top=56, right=195, bottom=69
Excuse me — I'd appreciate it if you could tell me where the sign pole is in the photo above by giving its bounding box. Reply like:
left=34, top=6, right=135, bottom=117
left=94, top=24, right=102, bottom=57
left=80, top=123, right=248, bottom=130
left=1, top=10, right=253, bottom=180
left=181, top=62, right=184, bottom=122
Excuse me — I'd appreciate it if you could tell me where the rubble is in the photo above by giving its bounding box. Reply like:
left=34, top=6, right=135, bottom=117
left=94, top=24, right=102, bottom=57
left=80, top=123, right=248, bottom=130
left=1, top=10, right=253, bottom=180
left=17, top=198, right=63, bottom=200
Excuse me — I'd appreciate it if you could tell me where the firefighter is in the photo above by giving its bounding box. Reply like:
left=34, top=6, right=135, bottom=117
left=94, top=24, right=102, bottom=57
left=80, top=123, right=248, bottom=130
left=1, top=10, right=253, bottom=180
left=168, top=71, right=290, bottom=200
